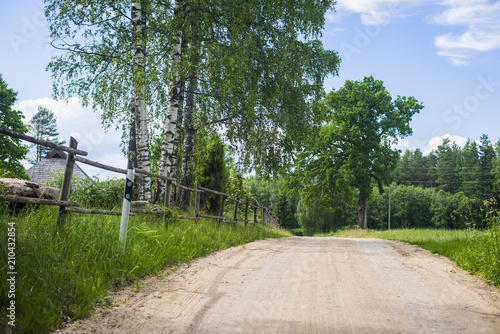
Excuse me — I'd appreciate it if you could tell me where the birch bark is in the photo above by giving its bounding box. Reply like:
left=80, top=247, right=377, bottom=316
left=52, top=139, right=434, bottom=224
left=178, top=73, right=198, bottom=209
left=131, top=1, right=151, bottom=201
left=158, top=0, right=184, bottom=199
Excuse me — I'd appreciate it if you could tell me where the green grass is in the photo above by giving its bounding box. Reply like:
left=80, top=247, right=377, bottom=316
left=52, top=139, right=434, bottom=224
left=0, top=206, right=290, bottom=333
left=323, top=224, right=500, bottom=287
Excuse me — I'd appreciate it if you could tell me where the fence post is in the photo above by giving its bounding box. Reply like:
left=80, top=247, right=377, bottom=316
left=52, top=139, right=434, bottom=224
left=164, top=178, right=172, bottom=228
left=244, top=201, right=249, bottom=226
left=119, top=160, right=134, bottom=250
left=218, top=194, right=227, bottom=227
left=253, top=202, right=258, bottom=224
left=233, top=194, right=239, bottom=223
left=194, top=181, right=201, bottom=220
left=262, top=208, right=265, bottom=225
left=57, top=136, right=78, bottom=229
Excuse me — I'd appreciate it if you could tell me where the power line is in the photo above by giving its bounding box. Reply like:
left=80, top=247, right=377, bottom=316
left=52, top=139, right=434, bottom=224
left=396, top=180, right=495, bottom=184
left=396, top=166, right=495, bottom=170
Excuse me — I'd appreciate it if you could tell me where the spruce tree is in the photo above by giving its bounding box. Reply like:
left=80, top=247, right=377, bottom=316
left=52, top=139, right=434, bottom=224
left=28, top=106, right=65, bottom=164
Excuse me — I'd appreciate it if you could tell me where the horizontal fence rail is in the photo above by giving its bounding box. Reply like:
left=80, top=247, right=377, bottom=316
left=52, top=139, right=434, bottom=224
left=0, top=126, right=88, bottom=156
left=0, top=127, right=280, bottom=231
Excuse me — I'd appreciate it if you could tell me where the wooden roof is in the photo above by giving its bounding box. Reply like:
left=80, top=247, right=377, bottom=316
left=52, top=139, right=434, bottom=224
left=26, top=157, right=89, bottom=185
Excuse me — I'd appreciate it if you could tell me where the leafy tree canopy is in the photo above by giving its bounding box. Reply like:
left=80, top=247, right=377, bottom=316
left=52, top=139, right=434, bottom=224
left=45, top=0, right=340, bottom=175
left=293, top=76, right=423, bottom=223
left=0, top=74, right=29, bottom=178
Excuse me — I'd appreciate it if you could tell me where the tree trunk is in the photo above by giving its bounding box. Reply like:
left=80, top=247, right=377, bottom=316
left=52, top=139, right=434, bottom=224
left=131, top=0, right=151, bottom=202
left=170, top=37, right=188, bottom=184
left=178, top=72, right=198, bottom=209
left=158, top=0, right=183, bottom=200
left=357, top=197, right=367, bottom=229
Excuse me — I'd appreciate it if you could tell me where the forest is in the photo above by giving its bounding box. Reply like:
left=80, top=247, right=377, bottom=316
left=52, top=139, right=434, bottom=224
left=258, top=135, right=500, bottom=235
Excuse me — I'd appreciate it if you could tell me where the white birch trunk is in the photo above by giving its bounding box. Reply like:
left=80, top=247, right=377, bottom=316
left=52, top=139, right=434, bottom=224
left=158, top=0, right=183, bottom=197
left=178, top=72, right=198, bottom=209
left=131, top=1, right=151, bottom=202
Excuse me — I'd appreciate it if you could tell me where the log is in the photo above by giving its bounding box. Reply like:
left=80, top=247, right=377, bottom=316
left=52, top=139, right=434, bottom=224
left=0, top=178, right=60, bottom=199
left=66, top=207, right=133, bottom=216
left=0, top=194, right=80, bottom=207
left=130, top=201, right=162, bottom=211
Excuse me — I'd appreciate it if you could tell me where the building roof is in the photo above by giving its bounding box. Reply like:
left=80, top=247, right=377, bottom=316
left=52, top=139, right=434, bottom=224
left=26, top=151, right=89, bottom=185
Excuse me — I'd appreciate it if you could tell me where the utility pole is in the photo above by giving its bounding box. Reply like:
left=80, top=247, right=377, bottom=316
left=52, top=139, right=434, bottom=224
left=388, top=184, right=391, bottom=230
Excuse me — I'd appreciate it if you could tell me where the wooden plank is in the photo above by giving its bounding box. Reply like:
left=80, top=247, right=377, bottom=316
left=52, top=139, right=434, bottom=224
left=130, top=208, right=172, bottom=215
left=173, top=182, right=203, bottom=193
left=73, top=155, right=127, bottom=174
left=0, top=194, right=80, bottom=207
left=57, top=137, right=78, bottom=228
left=173, top=216, right=201, bottom=221
left=194, top=181, right=201, bottom=219
left=218, top=195, right=227, bottom=227
left=135, top=168, right=176, bottom=182
left=199, top=214, right=224, bottom=220
left=244, top=201, right=249, bottom=226
left=233, top=194, right=239, bottom=222
left=198, top=186, right=227, bottom=197
left=165, top=179, right=172, bottom=208
left=253, top=202, right=258, bottom=224
left=0, top=126, right=88, bottom=156
left=66, top=207, right=134, bottom=216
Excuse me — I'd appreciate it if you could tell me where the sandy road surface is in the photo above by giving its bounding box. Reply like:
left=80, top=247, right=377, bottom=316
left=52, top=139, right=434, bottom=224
left=59, top=237, right=500, bottom=333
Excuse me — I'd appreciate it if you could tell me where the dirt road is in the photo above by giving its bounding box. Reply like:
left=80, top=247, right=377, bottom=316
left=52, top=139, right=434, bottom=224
left=59, top=237, right=500, bottom=333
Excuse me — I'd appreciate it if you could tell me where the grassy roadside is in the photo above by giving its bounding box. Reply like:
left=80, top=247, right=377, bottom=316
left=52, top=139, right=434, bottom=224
left=0, top=206, right=290, bottom=334
left=322, top=224, right=500, bottom=287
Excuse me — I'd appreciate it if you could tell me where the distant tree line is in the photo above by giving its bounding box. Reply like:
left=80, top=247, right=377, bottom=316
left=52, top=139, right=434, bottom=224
left=248, top=135, right=500, bottom=235
left=396, top=135, right=498, bottom=200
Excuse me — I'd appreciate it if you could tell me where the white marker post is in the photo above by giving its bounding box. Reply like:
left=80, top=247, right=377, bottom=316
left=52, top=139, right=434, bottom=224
left=119, top=160, right=134, bottom=250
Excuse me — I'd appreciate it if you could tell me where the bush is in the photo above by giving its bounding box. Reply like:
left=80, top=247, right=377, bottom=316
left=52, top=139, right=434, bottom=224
left=47, top=173, right=125, bottom=209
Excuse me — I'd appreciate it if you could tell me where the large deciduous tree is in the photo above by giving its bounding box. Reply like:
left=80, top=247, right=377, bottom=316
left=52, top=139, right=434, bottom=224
left=294, top=76, right=423, bottom=229
left=0, top=74, right=29, bottom=179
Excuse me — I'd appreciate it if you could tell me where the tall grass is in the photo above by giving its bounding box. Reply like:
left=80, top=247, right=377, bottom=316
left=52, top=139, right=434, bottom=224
left=0, top=206, right=289, bottom=333
left=328, top=222, right=500, bottom=287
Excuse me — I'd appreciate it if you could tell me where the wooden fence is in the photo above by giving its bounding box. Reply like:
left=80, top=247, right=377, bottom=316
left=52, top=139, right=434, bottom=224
left=0, top=127, right=279, bottom=229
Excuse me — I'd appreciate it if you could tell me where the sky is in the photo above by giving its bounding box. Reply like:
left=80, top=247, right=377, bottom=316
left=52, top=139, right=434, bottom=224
left=1, top=0, right=500, bottom=179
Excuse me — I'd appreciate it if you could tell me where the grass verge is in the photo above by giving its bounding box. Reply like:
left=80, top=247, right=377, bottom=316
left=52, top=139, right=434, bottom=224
left=322, top=222, right=500, bottom=287
left=0, top=206, right=290, bottom=333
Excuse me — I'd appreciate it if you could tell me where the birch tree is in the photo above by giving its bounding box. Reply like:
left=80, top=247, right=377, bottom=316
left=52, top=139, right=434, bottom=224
left=157, top=0, right=185, bottom=187
left=45, top=0, right=172, bottom=200
left=130, top=0, right=151, bottom=201
left=161, top=0, right=340, bottom=200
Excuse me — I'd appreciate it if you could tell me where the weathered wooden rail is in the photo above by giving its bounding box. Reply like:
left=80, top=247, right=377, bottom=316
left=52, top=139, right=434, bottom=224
left=0, top=127, right=279, bottom=230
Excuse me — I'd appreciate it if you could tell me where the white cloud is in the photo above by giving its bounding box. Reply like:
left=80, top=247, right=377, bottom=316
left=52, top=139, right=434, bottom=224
left=392, top=138, right=418, bottom=152
left=423, top=134, right=471, bottom=154
left=335, top=0, right=415, bottom=25
left=333, top=0, right=500, bottom=65
left=15, top=97, right=127, bottom=179
left=430, top=0, right=500, bottom=65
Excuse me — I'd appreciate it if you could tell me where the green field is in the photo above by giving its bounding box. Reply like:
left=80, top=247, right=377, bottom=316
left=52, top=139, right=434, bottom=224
left=0, top=206, right=290, bottom=334
left=323, top=226, right=500, bottom=288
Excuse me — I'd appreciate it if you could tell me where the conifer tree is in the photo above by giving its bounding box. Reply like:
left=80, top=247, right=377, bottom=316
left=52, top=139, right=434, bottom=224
left=28, top=106, right=65, bottom=164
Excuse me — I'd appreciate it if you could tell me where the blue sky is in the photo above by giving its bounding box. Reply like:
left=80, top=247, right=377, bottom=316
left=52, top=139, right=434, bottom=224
left=1, top=0, right=500, bottom=177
